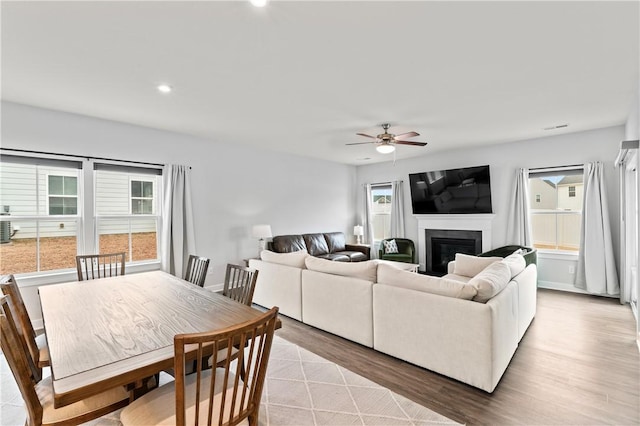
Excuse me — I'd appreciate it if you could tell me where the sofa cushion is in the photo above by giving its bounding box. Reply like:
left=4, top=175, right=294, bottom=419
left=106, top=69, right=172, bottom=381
left=305, top=256, right=377, bottom=282
left=324, top=232, right=346, bottom=253
left=469, top=261, right=512, bottom=303
left=337, top=251, right=367, bottom=262
left=453, top=253, right=502, bottom=278
left=317, top=253, right=350, bottom=262
left=303, top=233, right=330, bottom=256
left=377, top=264, right=477, bottom=300
left=383, top=239, right=399, bottom=254
left=502, top=253, right=526, bottom=278
left=260, top=249, right=308, bottom=269
left=272, top=235, right=307, bottom=253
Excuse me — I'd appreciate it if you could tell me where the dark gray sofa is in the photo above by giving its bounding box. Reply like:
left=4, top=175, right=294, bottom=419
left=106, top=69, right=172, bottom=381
left=270, top=232, right=369, bottom=262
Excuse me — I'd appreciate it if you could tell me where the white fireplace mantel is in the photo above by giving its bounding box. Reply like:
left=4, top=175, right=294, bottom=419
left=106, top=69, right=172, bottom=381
left=415, top=214, right=496, bottom=271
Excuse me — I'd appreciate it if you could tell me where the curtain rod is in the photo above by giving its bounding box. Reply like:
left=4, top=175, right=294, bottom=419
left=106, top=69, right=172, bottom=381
left=367, top=180, right=403, bottom=186
left=1, top=147, right=168, bottom=168
left=529, top=164, right=583, bottom=172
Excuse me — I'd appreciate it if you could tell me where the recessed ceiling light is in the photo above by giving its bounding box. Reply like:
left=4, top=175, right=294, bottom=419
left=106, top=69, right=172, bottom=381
left=157, top=84, right=172, bottom=94
left=250, top=0, right=268, bottom=7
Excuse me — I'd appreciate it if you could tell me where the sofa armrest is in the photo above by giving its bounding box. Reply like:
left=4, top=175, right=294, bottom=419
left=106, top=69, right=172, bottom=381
left=345, top=244, right=370, bottom=258
left=448, top=261, right=456, bottom=274
left=373, top=281, right=518, bottom=392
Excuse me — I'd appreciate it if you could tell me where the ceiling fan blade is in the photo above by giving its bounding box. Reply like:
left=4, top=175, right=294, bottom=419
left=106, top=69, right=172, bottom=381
left=393, top=131, right=419, bottom=140
left=356, top=132, right=378, bottom=140
left=395, top=140, right=428, bottom=146
left=345, top=141, right=376, bottom=146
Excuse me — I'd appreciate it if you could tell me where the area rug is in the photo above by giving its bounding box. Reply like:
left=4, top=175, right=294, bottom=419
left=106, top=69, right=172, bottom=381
left=1, top=336, right=459, bottom=425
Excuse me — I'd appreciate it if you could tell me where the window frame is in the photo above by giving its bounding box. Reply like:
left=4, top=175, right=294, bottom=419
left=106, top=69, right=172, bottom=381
left=371, top=183, right=393, bottom=243
left=95, top=165, right=162, bottom=264
left=528, top=166, right=584, bottom=255
left=0, top=153, right=164, bottom=280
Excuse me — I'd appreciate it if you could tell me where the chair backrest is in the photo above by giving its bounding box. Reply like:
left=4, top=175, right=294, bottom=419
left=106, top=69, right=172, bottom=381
left=223, top=264, right=258, bottom=306
left=173, top=307, right=279, bottom=426
left=0, top=296, right=43, bottom=425
left=76, top=252, right=126, bottom=281
left=184, top=255, right=210, bottom=287
left=0, top=276, right=41, bottom=382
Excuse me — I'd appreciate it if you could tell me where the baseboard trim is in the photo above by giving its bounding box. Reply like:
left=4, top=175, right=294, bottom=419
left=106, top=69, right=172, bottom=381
left=537, top=280, right=619, bottom=299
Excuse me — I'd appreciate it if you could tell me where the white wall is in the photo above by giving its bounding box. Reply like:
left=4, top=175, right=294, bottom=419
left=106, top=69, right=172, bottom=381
left=1, top=101, right=357, bottom=325
left=356, top=125, right=624, bottom=291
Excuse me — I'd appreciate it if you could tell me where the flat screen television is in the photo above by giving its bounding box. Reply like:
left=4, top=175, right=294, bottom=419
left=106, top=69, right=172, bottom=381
left=409, top=165, right=492, bottom=214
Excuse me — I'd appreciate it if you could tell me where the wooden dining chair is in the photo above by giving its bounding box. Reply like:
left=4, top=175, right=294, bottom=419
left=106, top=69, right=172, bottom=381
left=184, top=254, right=210, bottom=287
left=223, top=264, right=259, bottom=306
left=120, top=307, right=279, bottom=426
left=0, top=297, right=130, bottom=426
left=0, top=295, right=41, bottom=384
left=0, top=275, right=50, bottom=376
left=76, top=252, right=126, bottom=281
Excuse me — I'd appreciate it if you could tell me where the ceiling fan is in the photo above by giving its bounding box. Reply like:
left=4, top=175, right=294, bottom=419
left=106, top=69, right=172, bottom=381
left=346, top=123, right=428, bottom=154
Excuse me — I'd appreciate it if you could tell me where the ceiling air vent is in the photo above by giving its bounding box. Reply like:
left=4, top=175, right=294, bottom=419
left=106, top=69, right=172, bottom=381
left=543, top=124, right=569, bottom=131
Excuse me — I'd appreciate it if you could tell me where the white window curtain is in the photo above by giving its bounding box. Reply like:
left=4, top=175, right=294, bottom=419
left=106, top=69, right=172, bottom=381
left=575, top=162, right=619, bottom=295
left=363, top=183, right=377, bottom=259
left=506, top=168, right=533, bottom=246
left=389, top=180, right=405, bottom=238
left=161, top=164, right=196, bottom=279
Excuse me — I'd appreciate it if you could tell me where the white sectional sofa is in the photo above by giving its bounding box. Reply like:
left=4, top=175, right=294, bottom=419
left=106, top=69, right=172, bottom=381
left=249, top=250, right=537, bottom=393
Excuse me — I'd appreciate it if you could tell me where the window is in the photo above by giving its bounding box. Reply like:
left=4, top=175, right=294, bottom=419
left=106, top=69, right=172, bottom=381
left=528, top=167, right=583, bottom=252
left=95, top=164, right=161, bottom=263
left=131, top=180, right=154, bottom=214
left=48, top=175, right=78, bottom=215
left=371, top=184, right=392, bottom=241
left=0, top=155, right=82, bottom=274
left=0, top=153, right=163, bottom=276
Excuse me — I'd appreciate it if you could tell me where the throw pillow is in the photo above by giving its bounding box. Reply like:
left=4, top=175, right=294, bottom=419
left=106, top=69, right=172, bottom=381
left=502, top=253, right=526, bottom=278
left=305, top=256, right=378, bottom=282
left=453, top=253, right=502, bottom=278
left=260, top=249, right=309, bottom=269
left=377, top=264, right=477, bottom=300
left=468, top=261, right=512, bottom=303
left=383, top=239, right=399, bottom=254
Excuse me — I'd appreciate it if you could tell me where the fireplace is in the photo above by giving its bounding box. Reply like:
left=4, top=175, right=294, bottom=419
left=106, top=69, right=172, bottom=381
left=415, top=213, right=495, bottom=273
left=425, top=229, right=482, bottom=276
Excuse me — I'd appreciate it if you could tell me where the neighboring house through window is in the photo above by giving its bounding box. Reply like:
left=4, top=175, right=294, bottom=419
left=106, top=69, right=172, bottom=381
left=48, top=175, right=78, bottom=215
left=371, top=184, right=392, bottom=242
left=0, top=153, right=163, bottom=276
left=528, top=167, right=584, bottom=252
left=131, top=179, right=154, bottom=214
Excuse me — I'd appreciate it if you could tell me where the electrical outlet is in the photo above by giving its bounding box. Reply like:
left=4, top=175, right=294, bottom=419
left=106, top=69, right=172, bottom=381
left=568, top=265, right=575, bottom=274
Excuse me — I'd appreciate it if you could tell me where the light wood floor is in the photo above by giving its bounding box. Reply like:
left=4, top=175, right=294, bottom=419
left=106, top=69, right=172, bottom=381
left=274, top=289, right=640, bottom=425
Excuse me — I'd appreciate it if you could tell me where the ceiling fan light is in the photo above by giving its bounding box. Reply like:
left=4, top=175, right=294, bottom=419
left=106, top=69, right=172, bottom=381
left=376, top=143, right=395, bottom=154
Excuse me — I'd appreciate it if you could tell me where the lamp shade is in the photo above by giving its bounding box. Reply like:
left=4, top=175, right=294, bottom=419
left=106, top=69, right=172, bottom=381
left=353, top=225, right=364, bottom=236
left=252, top=224, right=272, bottom=239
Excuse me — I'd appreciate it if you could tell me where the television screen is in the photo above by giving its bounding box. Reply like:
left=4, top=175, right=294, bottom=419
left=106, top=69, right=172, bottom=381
left=409, top=165, right=492, bottom=214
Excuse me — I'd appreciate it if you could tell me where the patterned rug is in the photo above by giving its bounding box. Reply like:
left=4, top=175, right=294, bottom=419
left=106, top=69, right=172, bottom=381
left=1, top=336, right=458, bottom=425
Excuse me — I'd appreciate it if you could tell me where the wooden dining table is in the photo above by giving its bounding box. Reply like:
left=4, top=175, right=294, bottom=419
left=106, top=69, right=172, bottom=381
left=39, top=270, right=279, bottom=408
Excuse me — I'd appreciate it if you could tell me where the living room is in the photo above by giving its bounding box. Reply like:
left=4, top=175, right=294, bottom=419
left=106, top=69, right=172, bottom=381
left=1, top=1, right=639, bottom=425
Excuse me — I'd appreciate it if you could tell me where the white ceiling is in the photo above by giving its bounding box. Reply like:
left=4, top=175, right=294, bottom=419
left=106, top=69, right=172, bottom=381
left=2, top=1, right=638, bottom=165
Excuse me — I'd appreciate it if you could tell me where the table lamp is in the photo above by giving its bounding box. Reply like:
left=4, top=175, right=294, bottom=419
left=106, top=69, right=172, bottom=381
left=252, top=224, right=272, bottom=253
left=354, top=225, right=364, bottom=245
